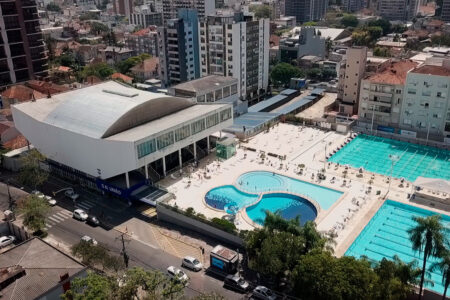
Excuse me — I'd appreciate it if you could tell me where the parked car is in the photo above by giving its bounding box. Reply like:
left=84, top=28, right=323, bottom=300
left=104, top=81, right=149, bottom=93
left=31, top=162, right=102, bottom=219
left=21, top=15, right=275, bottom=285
left=65, top=189, right=79, bottom=201
left=0, top=235, right=15, bottom=248
left=86, top=215, right=100, bottom=227
left=167, top=266, right=189, bottom=284
left=252, top=285, right=277, bottom=300
left=73, top=209, right=88, bottom=221
left=181, top=256, right=203, bottom=271
left=32, top=191, right=56, bottom=206
left=223, top=275, right=250, bottom=293
left=81, top=235, right=98, bottom=246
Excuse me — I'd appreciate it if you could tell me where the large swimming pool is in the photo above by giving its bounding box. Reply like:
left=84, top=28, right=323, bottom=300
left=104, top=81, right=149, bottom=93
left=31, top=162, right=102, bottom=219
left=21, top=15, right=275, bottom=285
left=345, top=200, right=450, bottom=294
left=204, top=171, right=342, bottom=225
left=328, top=134, right=450, bottom=182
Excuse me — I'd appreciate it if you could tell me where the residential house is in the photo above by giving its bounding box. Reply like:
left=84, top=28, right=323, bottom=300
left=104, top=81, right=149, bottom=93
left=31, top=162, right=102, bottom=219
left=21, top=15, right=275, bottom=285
left=130, top=58, right=159, bottom=82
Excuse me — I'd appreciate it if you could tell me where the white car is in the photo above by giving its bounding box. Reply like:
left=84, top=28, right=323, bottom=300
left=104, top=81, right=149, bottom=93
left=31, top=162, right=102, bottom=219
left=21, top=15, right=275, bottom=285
left=167, top=266, right=189, bottom=284
left=181, top=256, right=203, bottom=271
left=32, top=191, right=56, bottom=206
left=252, top=285, right=278, bottom=300
left=0, top=235, right=15, bottom=248
left=81, top=235, right=98, bottom=246
left=73, top=209, right=88, bottom=221
left=65, top=189, right=79, bottom=201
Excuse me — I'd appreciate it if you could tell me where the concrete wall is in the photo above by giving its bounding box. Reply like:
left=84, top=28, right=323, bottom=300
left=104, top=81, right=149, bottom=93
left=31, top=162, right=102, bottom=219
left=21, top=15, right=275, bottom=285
left=156, top=204, right=244, bottom=247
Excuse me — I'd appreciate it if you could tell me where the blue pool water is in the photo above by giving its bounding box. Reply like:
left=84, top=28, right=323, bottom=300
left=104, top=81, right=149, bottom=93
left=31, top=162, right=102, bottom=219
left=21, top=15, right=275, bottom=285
left=328, top=134, right=450, bottom=182
left=345, top=200, right=450, bottom=294
left=246, top=193, right=317, bottom=225
left=205, top=185, right=258, bottom=212
left=236, top=171, right=343, bottom=210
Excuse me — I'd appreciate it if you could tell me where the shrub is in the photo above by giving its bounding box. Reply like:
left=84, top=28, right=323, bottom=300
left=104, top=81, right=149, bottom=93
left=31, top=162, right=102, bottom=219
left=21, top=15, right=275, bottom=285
left=211, top=218, right=237, bottom=234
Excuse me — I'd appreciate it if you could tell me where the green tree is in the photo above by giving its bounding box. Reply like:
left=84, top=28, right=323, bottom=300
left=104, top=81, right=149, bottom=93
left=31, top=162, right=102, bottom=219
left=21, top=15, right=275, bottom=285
left=80, top=62, right=115, bottom=80
left=80, top=12, right=100, bottom=21
left=303, top=21, right=318, bottom=26
left=429, top=250, right=450, bottom=300
left=115, top=53, right=150, bottom=74
left=408, top=215, right=446, bottom=300
left=249, top=4, right=271, bottom=19
left=373, top=46, right=391, bottom=57
left=46, top=2, right=61, bottom=12
left=90, top=22, right=109, bottom=35
left=71, top=240, right=109, bottom=268
left=18, top=149, right=48, bottom=190
left=270, top=63, right=304, bottom=87
left=367, top=18, right=392, bottom=35
left=20, top=194, right=51, bottom=234
left=341, top=14, right=358, bottom=27
left=61, top=272, right=119, bottom=300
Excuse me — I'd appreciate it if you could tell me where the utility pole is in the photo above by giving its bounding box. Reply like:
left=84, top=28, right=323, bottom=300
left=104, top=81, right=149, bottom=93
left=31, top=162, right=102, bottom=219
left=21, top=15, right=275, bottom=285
left=120, top=233, right=129, bottom=268
left=6, top=180, right=13, bottom=210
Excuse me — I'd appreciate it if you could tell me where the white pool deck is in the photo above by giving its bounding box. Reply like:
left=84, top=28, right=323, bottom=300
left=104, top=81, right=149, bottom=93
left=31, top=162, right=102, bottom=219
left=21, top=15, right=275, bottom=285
left=159, top=123, right=449, bottom=256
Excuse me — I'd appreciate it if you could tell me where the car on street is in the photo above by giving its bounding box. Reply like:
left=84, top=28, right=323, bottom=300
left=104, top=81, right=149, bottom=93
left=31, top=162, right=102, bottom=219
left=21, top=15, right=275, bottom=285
left=81, top=235, right=98, bottom=246
left=73, top=209, right=88, bottom=221
left=65, top=189, right=79, bottom=201
left=181, top=256, right=203, bottom=271
left=223, top=275, right=250, bottom=293
left=32, top=191, right=57, bottom=206
left=0, top=235, right=15, bottom=248
left=167, top=266, right=189, bottom=284
left=86, top=215, right=100, bottom=227
left=252, top=285, right=277, bottom=300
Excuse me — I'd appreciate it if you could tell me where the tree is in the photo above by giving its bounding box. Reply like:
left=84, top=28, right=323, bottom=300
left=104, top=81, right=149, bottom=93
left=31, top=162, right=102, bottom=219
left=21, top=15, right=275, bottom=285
left=115, top=54, right=150, bottom=74
left=80, top=62, right=115, bottom=80
left=19, top=194, right=51, bottom=234
left=408, top=215, right=446, bottom=300
left=303, top=21, right=318, bottom=26
left=373, top=47, right=391, bottom=57
left=352, top=26, right=383, bottom=47
left=367, top=18, right=392, bottom=35
left=429, top=250, right=450, bottom=300
left=61, top=272, right=119, bottom=300
left=341, top=14, right=358, bottom=28
left=46, top=2, right=61, bottom=12
left=90, top=22, right=109, bottom=35
left=80, top=12, right=100, bottom=21
left=270, top=63, right=304, bottom=87
left=18, top=149, right=48, bottom=190
left=249, top=4, right=271, bottom=19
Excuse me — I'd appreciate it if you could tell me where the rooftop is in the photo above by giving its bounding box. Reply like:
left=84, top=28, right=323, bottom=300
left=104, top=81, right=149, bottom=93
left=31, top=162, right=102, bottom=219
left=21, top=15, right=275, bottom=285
left=130, top=57, right=159, bottom=73
left=111, top=72, right=133, bottom=82
left=375, top=41, right=407, bottom=48
left=170, top=75, right=237, bottom=93
left=0, top=238, right=86, bottom=300
left=1, top=85, right=46, bottom=102
left=131, top=27, right=157, bottom=36
left=366, top=60, right=418, bottom=85
left=410, top=64, right=450, bottom=76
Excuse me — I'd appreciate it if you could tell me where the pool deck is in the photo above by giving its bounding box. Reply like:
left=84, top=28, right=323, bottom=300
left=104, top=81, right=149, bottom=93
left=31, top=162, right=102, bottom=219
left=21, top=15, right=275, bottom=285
left=159, top=123, right=449, bottom=254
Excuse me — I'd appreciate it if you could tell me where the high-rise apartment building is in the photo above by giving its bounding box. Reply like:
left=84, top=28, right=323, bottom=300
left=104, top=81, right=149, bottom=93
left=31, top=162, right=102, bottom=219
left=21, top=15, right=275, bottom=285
left=284, top=0, right=328, bottom=24
left=337, top=47, right=367, bottom=115
left=441, top=0, right=450, bottom=22
left=342, top=0, right=365, bottom=12
left=125, top=27, right=159, bottom=57
left=162, top=0, right=215, bottom=21
left=0, top=0, right=48, bottom=88
left=377, top=0, right=419, bottom=21
left=158, top=9, right=200, bottom=86
left=199, top=12, right=269, bottom=105
left=113, top=0, right=134, bottom=18
left=129, top=12, right=163, bottom=27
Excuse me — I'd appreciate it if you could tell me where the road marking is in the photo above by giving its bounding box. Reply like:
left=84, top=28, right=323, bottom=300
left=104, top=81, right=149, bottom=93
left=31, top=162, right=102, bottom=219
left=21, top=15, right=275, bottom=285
left=48, top=216, right=62, bottom=223
left=47, top=220, right=56, bottom=225
left=58, top=210, right=72, bottom=217
left=45, top=224, right=52, bottom=229
left=52, top=214, right=66, bottom=221
left=55, top=212, right=69, bottom=219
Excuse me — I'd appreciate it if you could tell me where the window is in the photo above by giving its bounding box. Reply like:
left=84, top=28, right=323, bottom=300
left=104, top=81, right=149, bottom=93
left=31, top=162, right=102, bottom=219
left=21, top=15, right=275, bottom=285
left=156, top=132, right=174, bottom=150
left=407, top=89, right=416, bottom=95
left=230, top=84, right=237, bottom=95
left=396, top=89, right=402, bottom=94
left=137, top=139, right=156, bottom=158
left=191, top=119, right=205, bottom=134
left=422, top=90, right=431, bottom=97
left=220, top=108, right=232, bottom=122
left=215, top=89, right=222, bottom=100
left=206, top=92, right=214, bottom=102
left=223, top=86, right=230, bottom=97
left=206, top=113, right=219, bottom=128
left=175, top=125, right=190, bottom=142
left=197, top=95, right=205, bottom=102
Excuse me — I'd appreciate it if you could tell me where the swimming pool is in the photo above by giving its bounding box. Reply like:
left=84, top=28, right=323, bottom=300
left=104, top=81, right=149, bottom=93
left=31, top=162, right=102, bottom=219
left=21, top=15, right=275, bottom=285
left=345, top=200, right=450, bottom=294
left=236, top=171, right=343, bottom=210
left=246, top=193, right=317, bottom=226
left=328, top=134, right=450, bottom=182
left=204, top=185, right=259, bottom=212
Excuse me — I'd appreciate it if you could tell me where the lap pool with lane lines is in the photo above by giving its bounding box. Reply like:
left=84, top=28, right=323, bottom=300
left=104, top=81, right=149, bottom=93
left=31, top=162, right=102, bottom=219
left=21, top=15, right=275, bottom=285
left=204, top=171, right=343, bottom=225
left=345, top=200, right=450, bottom=294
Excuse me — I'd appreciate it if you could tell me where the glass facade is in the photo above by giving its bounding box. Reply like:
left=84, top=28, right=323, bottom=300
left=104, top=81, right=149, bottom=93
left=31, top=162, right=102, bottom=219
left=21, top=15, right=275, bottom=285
left=137, top=139, right=156, bottom=158
left=191, top=118, right=206, bottom=134
left=206, top=113, right=219, bottom=128
left=157, top=132, right=174, bottom=149
left=220, top=108, right=232, bottom=122
left=175, top=125, right=191, bottom=142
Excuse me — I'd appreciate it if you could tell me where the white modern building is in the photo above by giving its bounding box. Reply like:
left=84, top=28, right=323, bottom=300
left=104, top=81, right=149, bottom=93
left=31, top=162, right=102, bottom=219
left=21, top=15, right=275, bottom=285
left=12, top=81, right=233, bottom=199
left=199, top=12, right=270, bottom=105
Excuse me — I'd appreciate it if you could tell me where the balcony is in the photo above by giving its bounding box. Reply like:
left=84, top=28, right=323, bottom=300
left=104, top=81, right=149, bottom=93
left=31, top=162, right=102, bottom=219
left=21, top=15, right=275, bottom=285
left=20, top=0, right=37, bottom=8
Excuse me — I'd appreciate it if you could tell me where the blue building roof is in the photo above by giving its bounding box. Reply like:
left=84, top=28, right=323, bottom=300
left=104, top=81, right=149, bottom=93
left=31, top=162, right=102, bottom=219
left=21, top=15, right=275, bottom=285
left=311, top=88, right=325, bottom=96
left=280, top=89, right=298, bottom=96
left=248, top=95, right=287, bottom=113
left=277, top=97, right=313, bottom=115
left=227, top=112, right=281, bottom=132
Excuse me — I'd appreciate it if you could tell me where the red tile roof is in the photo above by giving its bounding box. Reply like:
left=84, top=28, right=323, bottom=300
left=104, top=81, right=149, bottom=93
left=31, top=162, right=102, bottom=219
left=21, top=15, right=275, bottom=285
left=3, top=135, right=28, bottom=150
left=1, top=85, right=46, bottom=102
left=367, top=60, right=418, bottom=85
left=26, top=80, right=69, bottom=95
left=270, top=35, right=280, bottom=46
left=131, top=26, right=157, bottom=36
left=111, top=72, right=133, bottom=82
left=411, top=65, right=450, bottom=76
left=57, top=66, right=72, bottom=72
left=130, top=58, right=159, bottom=73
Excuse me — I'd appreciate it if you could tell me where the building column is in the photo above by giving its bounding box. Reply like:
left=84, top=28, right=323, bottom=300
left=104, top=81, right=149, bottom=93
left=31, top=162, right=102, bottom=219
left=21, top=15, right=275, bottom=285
left=162, top=156, right=166, bottom=177
left=207, top=136, right=210, bottom=153
left=125, top=172, right=130, bottom=189
left=179, top=149, right=183, bottom=169
left=193, top=141, right=197, bottom=160
left=144, top=164, right=149, bottom=179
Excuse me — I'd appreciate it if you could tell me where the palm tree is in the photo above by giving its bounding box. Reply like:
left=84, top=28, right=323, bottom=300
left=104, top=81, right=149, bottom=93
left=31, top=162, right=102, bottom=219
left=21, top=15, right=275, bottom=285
left=408, top=215, right=446, bottom=300
left=429, top=250, right=450, bottom=300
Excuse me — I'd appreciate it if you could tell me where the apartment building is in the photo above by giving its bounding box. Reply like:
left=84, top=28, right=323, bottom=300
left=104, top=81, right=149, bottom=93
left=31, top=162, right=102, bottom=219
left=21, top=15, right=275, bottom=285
left=162, top=0, right=215, bottom=21
left=158, top=9, right=200, bottom=86
left=342, top=0, right=365, bottom=12
left=377, top=0, right=419, bottom=21
left=199, top=12, right=269, bottom=105
left=125, top=27, right=159, bottom=56
left=337, top=47, right=367, bottom=115
left=113, top=0, right=134, bottom=17
left=441, top=0, right=450, bottom=22
left=284, top=0, right=328, bottom=24
left=400, top=62, right=450, bottom=140
left=129, top=12, right=163, bottom=27
left=0, top=0, right=48, bottom=88
left=358, top=60, right=418, bottom=129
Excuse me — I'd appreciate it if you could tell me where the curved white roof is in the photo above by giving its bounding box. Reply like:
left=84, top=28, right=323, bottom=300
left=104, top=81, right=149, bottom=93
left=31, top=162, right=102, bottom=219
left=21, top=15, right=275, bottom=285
left=15, top=81, right=194, bottom=139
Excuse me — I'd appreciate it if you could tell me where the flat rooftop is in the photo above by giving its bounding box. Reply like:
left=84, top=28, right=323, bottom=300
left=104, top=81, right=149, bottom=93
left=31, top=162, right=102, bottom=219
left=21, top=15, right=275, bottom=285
left=171, top=75, right=237, bottom=93
left=0, top=238, right=86, bottom=300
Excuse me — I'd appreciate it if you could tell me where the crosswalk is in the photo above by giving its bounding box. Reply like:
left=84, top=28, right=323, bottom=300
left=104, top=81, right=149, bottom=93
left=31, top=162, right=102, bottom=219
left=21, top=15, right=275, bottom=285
left=45, top=210, right=72, bottom=229
left=75, top=199, right=96, bottom=212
